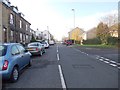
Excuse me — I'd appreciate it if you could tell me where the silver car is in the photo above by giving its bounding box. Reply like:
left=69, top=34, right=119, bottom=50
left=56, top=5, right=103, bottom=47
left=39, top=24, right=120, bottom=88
left=40, top=41, right=49, bottom=49
left=27, top=42, right=45, bottom=56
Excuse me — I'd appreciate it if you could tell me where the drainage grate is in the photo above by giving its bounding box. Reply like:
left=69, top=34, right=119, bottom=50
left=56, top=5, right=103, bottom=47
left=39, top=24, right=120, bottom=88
left=72, top=64, right=94, bottom=69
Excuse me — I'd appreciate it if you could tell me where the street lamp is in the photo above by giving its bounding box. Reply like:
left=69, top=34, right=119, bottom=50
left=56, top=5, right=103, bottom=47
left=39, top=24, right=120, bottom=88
left=47, top=26, right=49, bottom=44
left=72, top=9, right=76, bottom=44
left=72, top=9, right=75, bottom=28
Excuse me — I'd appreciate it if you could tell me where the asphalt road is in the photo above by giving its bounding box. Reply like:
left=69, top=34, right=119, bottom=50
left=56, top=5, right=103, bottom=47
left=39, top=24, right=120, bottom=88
left=2, top=43, right=119, bottom=89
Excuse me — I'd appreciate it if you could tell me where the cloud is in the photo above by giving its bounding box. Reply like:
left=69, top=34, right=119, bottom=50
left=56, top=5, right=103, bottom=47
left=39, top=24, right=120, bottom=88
left=75, top=9, right=118, bottom=31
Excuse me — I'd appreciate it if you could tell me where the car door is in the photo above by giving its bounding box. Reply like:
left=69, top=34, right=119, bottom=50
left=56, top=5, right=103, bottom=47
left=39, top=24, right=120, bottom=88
left=11, top=45, right=22, bottom=69
left=39, top=43, right=43, bottom=52
left=16, top=45, right=29, bottom=68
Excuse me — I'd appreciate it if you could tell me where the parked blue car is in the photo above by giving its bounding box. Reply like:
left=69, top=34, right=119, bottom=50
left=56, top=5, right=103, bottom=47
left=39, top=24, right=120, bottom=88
left=0, top=43, right=32, bottom=82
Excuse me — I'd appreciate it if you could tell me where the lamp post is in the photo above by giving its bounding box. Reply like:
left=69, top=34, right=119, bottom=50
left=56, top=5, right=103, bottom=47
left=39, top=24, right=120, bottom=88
left=72, top=9, right=75, bottom=44
left=72, top=9, right=75, bottom=29
left=47, top=26, right=49, bottom=44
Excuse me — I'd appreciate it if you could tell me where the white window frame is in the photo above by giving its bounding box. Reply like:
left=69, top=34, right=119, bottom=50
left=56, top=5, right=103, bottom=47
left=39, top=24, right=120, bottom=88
left=20, top=33, right=22, bottom=42
left=10, top=30, right=14, bottom=41
left=20, top=20, right=22, bottom=28
left=26, top=24, right=28, bottom=31
left=10, top=14, right=14, bottom=24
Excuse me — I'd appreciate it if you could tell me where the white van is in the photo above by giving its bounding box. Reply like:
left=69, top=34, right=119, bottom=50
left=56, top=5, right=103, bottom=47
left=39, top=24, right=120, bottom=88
left=49, top=40, right=54, bottom=45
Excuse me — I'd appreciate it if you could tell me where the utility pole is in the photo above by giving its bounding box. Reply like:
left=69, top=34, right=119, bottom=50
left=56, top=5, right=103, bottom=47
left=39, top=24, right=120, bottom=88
left=72, top=9, right=75, bottom=44
left=72, top=9, right=75, bottom=29
left=47, top=26, right=49, bottom=44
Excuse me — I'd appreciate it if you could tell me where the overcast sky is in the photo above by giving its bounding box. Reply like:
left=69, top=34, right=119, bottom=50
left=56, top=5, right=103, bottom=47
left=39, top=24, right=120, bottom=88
left=9, top=0, right=118, bottom=40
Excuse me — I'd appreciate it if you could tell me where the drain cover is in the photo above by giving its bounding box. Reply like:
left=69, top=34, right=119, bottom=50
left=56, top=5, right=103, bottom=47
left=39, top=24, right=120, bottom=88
left=72, top=64, right=94, bottom=69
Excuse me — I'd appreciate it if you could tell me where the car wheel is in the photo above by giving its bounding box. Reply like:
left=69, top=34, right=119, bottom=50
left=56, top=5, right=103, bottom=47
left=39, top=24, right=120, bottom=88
left=44, top=49, right=46, bottom=53
left=40, top=51, right=42, bottom=56
left=10, top=67, right=19, bottom=83
left=28, top=59, right=32, bottom=67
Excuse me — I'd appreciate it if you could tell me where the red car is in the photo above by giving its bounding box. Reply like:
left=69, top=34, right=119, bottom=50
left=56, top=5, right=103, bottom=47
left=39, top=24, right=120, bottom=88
left=65, top=40, right=73, bottom=46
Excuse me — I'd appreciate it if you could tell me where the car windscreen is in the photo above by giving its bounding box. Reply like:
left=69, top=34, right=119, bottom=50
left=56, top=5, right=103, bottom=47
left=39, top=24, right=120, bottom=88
left=0, top=45, right=7, bottom=56
left=28, top=43, right=39, bottom=46
left=41, top=42, right=46, bottom=44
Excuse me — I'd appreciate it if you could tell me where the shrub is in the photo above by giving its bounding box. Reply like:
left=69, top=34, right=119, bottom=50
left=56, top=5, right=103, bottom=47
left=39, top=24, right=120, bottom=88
left=107, top=36, right=118, bottom=45
left=83, top=38, right=101, bottom=45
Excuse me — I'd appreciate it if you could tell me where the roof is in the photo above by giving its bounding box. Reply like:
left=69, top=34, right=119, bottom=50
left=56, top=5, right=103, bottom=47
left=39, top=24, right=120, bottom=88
left=0, top=43, right=20, bottom=46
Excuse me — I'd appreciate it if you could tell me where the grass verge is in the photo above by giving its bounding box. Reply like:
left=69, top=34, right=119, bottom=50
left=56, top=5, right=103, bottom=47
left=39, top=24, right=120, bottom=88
left=75, top=44, right=117, bottom=48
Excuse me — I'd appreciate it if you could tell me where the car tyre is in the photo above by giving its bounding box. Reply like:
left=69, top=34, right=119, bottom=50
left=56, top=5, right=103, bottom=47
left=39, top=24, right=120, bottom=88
left=40, top=51, right=42, bottom=56
left=44, top=49, right=46, bottom=53
left=28, top=59, right=32, bottom=67
left=10, top=67, right=19, bottom=83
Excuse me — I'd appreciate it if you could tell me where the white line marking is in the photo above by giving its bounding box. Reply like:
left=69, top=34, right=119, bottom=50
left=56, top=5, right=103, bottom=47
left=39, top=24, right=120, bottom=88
left=99, top=59, right=104, bottom=61
left=118, top=67, right=120, bottom=69
left=117, top=63, right=120, bottom=65
left=57, top=46, right=58, bottom=50
left=100, top=57, right=104, bottom=59
left=110, top=64, right=117, bottom=67
left=57, top=49, right=58, bottom=53
left=96, top=57, right=99, bottom=59
left=57, top=54, right=60, bottom=61
left=110, top=61, right=117, bottom=63
left=58, top=65, right=67, bottom=90
left=105, top=58, right=110, bottom=61
left=96, top=55, right=100, bottom=57
left=104, top=61, right=109, bottom=63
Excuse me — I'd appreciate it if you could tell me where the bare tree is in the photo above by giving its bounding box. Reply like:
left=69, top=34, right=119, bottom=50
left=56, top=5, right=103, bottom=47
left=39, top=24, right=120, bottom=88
left=100, top=13, right=118, bottom=27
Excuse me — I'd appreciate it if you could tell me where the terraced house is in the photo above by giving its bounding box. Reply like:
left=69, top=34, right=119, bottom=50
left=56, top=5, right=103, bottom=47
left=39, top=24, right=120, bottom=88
left=0, top=0, right=31, bottom=44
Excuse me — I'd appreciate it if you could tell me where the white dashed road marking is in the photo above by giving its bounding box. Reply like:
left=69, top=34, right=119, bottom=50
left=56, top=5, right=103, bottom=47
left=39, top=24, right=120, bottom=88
left=99, top=59, right=104, bottom=61
left=103, top=61, right=109, bottom=63
left=73, top=48, right=119, bottom=69
left=57, top=46, right=67, bottom=90
left=57, top=54, right=60, bottom=61
left=110, top=64, right=117, bottom=67
left=58, top=65, right=67, bottom=90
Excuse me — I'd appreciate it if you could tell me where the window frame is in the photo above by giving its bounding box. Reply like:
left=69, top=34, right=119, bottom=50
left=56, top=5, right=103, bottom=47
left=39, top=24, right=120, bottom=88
left=10, top=13, right=14, bottom=24
left=11, top=45, right=20, bottom=56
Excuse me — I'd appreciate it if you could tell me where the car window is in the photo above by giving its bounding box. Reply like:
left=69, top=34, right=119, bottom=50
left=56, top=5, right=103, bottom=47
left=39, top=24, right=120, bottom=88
left=41, top=42, right=46, bottom=44
left=0, top=45, right=7, bottom=56
left=16, top=45, right=25, bottom=53
left=11, top=45, right=20, bottom=55
left=28, top=43, right=39, bottom=46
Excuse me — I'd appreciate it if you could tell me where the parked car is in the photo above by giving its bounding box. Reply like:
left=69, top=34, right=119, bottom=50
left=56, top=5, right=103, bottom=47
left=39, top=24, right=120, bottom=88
left=0, top=43, right=32, bottom=82
left=65, top=40, right=73, bottom=46
left=40, top=41, right=49, bottom=49
left=49, top=40, right=55, bottom=45
left=27, top=42, right=45, bottom=56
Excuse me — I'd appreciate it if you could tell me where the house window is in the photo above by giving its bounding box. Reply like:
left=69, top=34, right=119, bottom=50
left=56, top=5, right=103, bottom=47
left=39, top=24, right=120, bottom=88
left=20, top=33, right=22, bottom=42
left=44, top=34, right=46, bottom=36
left=3, top=28, right=7, bottom=42
left=26, top=24, right=28, bottom=31
left=20, top=20, right=22, bottom=28
left=23, top=34, right=25, bottom=42
left=10, top=30, right=14, bottom=42
left=10, top=14, right=14, bottom=24
left=26, top=35, right=28, bottom=42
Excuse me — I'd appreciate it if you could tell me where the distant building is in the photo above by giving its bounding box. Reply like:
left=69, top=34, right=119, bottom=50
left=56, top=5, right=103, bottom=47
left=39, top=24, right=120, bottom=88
left=36, top=30, right=54, bottom=43
left=109, top=24, right=118, bottom=37
left=68, top=27, right=85, bottom=44
left=86, top=24, right=118, bottom=40
left=86, top=27, right=97, bottom=39
left=30, top=29, right=37, bottom=40
left=0, top=0, right=31, bottom=44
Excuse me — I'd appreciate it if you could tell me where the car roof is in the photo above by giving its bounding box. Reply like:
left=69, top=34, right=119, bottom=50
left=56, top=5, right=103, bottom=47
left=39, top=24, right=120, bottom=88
left=0, top=43, right=19, bottom=46
left=29, top=42, right=41, bottom=44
